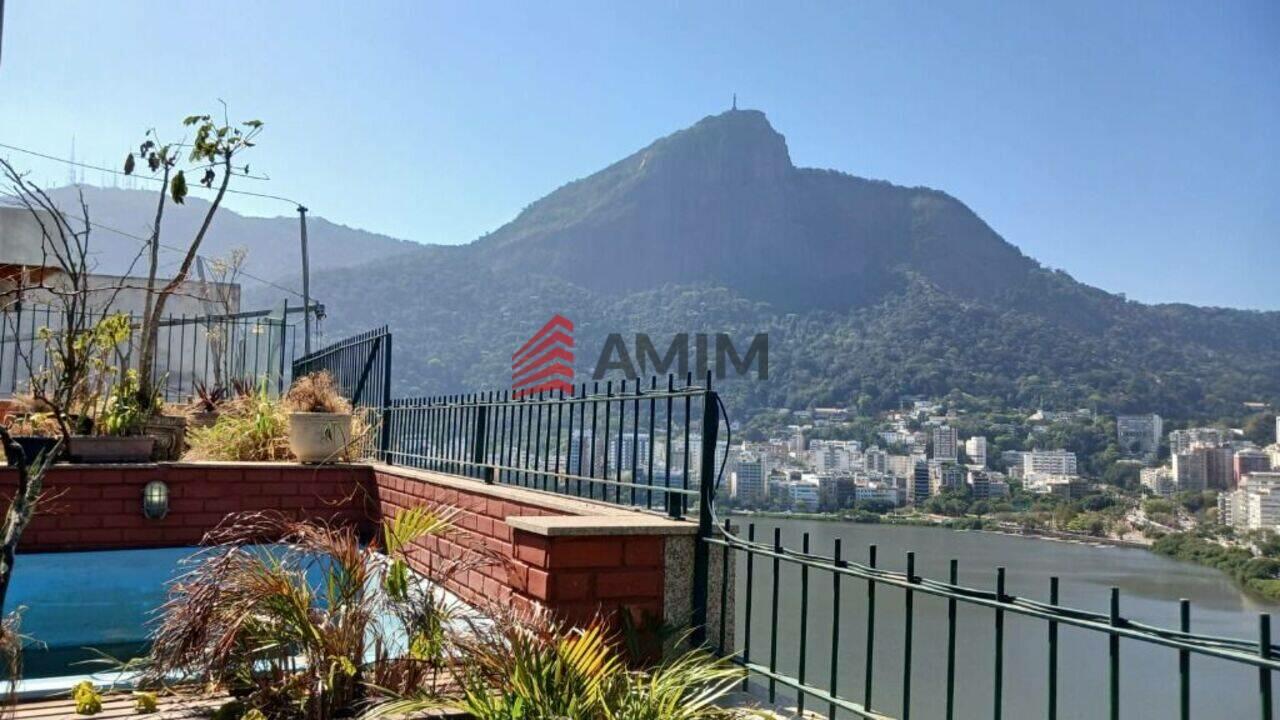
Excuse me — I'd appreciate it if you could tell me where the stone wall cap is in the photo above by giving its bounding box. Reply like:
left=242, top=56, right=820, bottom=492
left=506, top=514, right=697, bottom=537
left=371, top=462, right=676, bottom=518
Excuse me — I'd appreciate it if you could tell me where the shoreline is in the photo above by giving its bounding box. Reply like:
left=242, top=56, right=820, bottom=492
left=728, top=510, right=1280, bottom=602
left=726, top=509, right=1150, bottom=549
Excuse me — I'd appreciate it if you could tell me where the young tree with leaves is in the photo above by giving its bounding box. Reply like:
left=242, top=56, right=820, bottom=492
left=124, top=109, right=262, bottom=403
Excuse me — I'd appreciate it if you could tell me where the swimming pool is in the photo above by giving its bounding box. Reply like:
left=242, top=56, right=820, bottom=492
left=5, top=546, right=197, bottom=680
left=2, top=544, right=470, bottom=691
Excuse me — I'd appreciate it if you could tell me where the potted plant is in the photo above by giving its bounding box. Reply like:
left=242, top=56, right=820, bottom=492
left=144, top=402, right=187, bottom=461
left=68, top=370, right=156, bottom=463
left=284, top=371, right=353, bottom=464
left=187, top=381, right=227, bottom=429
left=1, top=398, right=63, bottom=466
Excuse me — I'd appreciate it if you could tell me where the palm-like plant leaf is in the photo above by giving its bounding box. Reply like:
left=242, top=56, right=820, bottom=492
left=383, top=506, right=458, bottom=558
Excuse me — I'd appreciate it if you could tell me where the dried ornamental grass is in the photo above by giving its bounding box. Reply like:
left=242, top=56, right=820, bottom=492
left=284, top=371, right=352, bottom=414
left=184, top=385, right=292, bottom=461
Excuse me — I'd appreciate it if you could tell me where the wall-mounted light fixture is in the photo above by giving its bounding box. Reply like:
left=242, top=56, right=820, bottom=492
left=142, top=480, right=169, bottom=519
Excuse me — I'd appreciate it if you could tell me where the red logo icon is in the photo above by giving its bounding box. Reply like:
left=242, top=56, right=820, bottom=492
left=512, top=314, right=575, bottom=398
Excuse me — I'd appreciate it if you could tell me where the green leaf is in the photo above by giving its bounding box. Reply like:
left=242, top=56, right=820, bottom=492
left=170, top=170, right=187, bottom=204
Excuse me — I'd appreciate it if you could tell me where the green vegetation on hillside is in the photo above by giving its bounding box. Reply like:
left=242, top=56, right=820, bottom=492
left=1152, top=533, right=1280, bottom=601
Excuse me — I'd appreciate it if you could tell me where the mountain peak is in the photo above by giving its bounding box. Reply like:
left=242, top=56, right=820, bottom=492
left=643, top=108, right=792, bottom=182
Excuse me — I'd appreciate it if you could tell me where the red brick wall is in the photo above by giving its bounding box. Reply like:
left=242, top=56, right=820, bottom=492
left=512, top=531, right=665, bottom=629
left=370, top=467, right=668, bottom=629
left=2, top=461, right=675, bottom=632
left=2, top=463, right=370, bottom=552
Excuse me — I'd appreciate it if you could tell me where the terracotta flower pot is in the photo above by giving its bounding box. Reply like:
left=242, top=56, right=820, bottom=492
left=288, top=412, right=354, bottom=463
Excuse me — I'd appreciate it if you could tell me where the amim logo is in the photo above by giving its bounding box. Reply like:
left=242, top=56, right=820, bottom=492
left=511, top=314, right=575, bottom=398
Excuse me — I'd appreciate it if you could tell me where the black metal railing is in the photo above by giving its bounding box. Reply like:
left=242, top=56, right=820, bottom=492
left=705, top=519, right=1280, bottom=720
left=291, top=325, right=392, bottom=409
left=0, top=304, right=300, bottom=402
left=379, top=374, right=720, bottom=522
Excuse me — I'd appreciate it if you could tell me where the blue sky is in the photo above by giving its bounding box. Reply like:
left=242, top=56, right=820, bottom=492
left=1, top=1, right=1277, bottom=309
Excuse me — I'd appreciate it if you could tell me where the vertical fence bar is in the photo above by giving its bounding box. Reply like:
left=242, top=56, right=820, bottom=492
left=768, top=526, right=781, bottom=704
left=630, top=382, right=639, bottom=506
left=646, top=376, right=656, bottom=509
left=1179, top=598, right=1190, bottom=720
left=472, top=400, right=490, bottom=483
left=864, top=544, right=877, bottom=713
left=829, top=538, right=842, bottom=720
left=589, top=384, right=600, bottom=499
left=277, top=300, right=288, bottom=396
left=664, top=374, right=674, bottom=517
left=1049, top=576, right=1060, bottom=720
left=994, top=567, right=1006, bottom=720
left=534, top=394, right=545, bottom=488
left=614, top=380, right=624, bottom=503
left=798, top=532, right=810, bottom=715
left=1261, top=613, right=1273, bottom=720
left=946, top=558, right=958, bottom=720
left=903, top=551, right=915, bottom=720
left=742, top=523, right=756, bottom=692
left=1110, top=587, right=1120, bottom=720
left=555, top=390, right=565, bottom=493
left=602, top=381, right=612, bottom=498
left=691, top=385, right=718, bottom=646
left=379, top=334, right=393, bottom=461
left=718, top=518, right=730, bottom=654
left=681, top=372, right=691, bottom=512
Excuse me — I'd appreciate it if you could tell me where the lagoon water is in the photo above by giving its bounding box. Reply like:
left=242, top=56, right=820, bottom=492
left=732, top=517, right=1279, bottom=719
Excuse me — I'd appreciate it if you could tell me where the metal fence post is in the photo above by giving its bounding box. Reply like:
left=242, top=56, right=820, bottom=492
left=379, top=333, right=394, bottom=463
left=690, top=384, right=719, bottom=646
left=277, top=299, right=289, bottom=396
left=472, top=398, right=491, bottom=483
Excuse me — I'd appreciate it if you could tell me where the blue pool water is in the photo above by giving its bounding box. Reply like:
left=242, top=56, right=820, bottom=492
left=2, top=545, right=465, bottom=685
left=2, top=545, right=331, bottom=680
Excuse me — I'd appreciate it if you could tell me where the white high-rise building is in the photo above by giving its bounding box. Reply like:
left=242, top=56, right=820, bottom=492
left=1023, top=449, right=1078, bottom=476
left=1217, top=474, right=1280, bottom=529
left=964, top=436, right=988, bottom=468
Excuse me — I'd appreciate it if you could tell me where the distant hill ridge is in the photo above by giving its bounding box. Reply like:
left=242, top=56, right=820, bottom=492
left=43, top=185, right=419, bottom=292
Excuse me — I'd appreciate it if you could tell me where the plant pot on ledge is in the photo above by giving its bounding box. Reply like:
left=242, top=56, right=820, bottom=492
left=68, top=435, right=155, bottom=464
left=288, top=412, right=354, bottom=464
left=6, top=436, right=63, bottom=465
left=145, top=414, right=187, bottom=461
